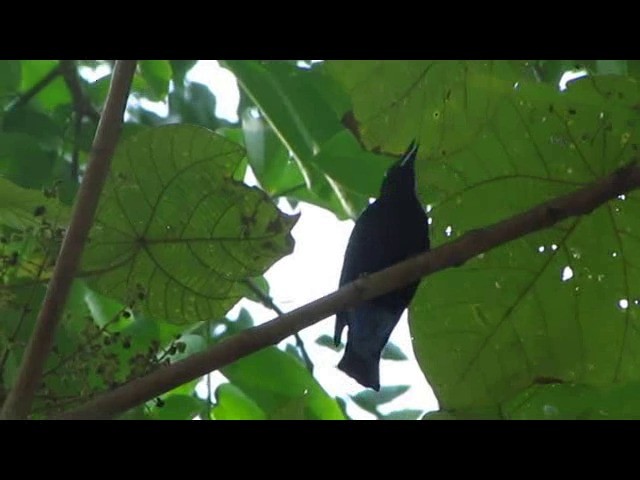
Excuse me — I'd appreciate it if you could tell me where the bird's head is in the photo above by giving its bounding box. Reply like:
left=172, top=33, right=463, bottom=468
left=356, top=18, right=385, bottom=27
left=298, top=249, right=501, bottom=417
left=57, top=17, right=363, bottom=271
left=379, top=140, right=419, bottom=199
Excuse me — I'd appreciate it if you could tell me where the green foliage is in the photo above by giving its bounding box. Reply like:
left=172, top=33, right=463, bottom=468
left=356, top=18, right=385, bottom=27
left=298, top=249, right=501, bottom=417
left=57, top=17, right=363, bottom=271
left=80, top=125, right=298, bottom=325
left=5, top=60, right=640, bottom=420
left=325, top=60, right=640, bottom=417
left=138, top=61, right=172, bottom=100
left=503, top=380, right=640, bottom=419
left=0, top=61, right=317, bottom=419
left=212, top=308, right=345, bottom=419
left=20, top=60, right=70, bottom=110
left=226, top=60, right=370, bottom=219
left=220, top=344, right=346, bottom=419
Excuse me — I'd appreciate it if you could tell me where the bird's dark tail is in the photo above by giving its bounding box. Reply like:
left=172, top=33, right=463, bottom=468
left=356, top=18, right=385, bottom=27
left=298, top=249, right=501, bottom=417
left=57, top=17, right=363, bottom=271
left=336, top=304, right=401, bottom=391
left=338, top=344, right=381, bottom=391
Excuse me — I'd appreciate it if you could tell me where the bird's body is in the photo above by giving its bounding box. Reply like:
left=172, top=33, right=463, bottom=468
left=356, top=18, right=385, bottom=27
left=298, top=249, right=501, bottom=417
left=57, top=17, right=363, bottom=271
left=334, top=141, right=429, bottom=390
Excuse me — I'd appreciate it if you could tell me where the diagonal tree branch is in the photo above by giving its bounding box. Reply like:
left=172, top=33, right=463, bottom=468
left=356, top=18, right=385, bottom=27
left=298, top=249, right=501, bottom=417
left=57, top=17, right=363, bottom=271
left=0, top=60, right=138, bottom=420
left=9, top=63, right=62, bottom=110
left=55, top=160, right=640, bottom=420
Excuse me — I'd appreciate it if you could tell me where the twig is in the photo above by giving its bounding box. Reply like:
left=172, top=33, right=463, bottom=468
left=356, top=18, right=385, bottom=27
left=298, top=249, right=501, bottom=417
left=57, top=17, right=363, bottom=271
left=206, top=321, right=213, bottom=421
left=55, top=161, right=640, bottom=420
left=243, top=279, right=314, bottom=373
left=71, top=107, right=82, bottom=180
left=60, top=60, right=101, bottom=122
left=0, top=60, right=137, bottom=420
left=60, top=60, right=101, bottom=179
left=9, top=64, right=62, bottom=110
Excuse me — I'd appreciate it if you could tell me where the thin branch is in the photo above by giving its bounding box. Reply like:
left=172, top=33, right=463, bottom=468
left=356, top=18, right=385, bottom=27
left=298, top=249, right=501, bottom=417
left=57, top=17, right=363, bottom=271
left=243, top=279, right=314, bottom=373
left=0, top=60, right=137, bottom=420
left=56, top=161, right=640, bottom=420
left=60, top=60, right=101, bottom=122
left=60, top=60, right=101, bottom=179
left=71, top=106, right=82, bottom=179
left=205, top=318, right=213, bottom=420
left=9, top=64, right=62, bottom=110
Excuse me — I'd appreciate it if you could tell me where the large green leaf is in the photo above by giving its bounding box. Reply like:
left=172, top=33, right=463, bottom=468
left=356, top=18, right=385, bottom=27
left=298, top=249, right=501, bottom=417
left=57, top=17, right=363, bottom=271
left=326, top=60, right=526, bottom=156
left=225, top=60, right=368, bottom=219
left=240, top=108, right=366, bottom=216
left=211, top=383, right=267, bottom=420
left=503, top=380, right=640, bottom=420
left=327, top=60, right=640, bottom=413
left=80, top=125, right=298, bottom=325
left=138, top=60, right=172, bottom=100
left=20, top=60, right=71, bottom=111
left=222, top=346, right=346, bottom=420
left=219, top=309, right=345, bottom=420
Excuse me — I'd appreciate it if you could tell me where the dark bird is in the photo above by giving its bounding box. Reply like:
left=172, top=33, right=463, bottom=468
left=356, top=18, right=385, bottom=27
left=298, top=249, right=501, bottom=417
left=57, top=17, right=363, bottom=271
left=334, top=140, right=430, bottom=390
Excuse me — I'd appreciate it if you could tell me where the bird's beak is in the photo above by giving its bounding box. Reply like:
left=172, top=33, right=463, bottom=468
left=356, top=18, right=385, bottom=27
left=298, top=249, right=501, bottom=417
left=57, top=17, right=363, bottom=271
left=401, top=139, right=419, bottom=167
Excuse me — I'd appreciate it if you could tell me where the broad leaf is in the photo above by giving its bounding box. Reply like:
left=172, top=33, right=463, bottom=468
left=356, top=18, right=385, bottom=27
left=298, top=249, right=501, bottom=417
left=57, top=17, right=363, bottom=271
left=220, top=310, right=345, bottom=420
left=212, top=383, right=267, bottom=420
left=503, top=380, right=640, bottom=420
left=139, top=60, right=172, bottom=100
left=327, top=60, right=640, bottom=412
left=81, top=125, right=298, bottom=325
left=225, top=60, right=367, bottom=219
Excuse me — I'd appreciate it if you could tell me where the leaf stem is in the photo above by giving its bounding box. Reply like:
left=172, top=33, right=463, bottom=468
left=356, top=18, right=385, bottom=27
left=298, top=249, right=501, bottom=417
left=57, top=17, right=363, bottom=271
left=243, top=278, right=314, bottom=373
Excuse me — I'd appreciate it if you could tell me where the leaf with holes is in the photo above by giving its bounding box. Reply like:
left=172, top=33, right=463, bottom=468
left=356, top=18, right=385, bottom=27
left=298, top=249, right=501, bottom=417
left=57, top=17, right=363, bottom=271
left=80, top=125, right=298, bottom=325
left=327, top=60, right=640, bottom=414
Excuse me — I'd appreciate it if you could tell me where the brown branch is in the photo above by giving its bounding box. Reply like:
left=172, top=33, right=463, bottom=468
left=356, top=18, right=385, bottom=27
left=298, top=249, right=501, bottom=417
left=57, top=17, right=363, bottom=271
left=60, top=60, right=101, bottom=122
left=60, top=60, right=101, bottom=179
left=0, top=60, right=138, bottom=420
left=10, top=64, right=62, bottom=110
left=55, top=160, right=640, bottom=420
